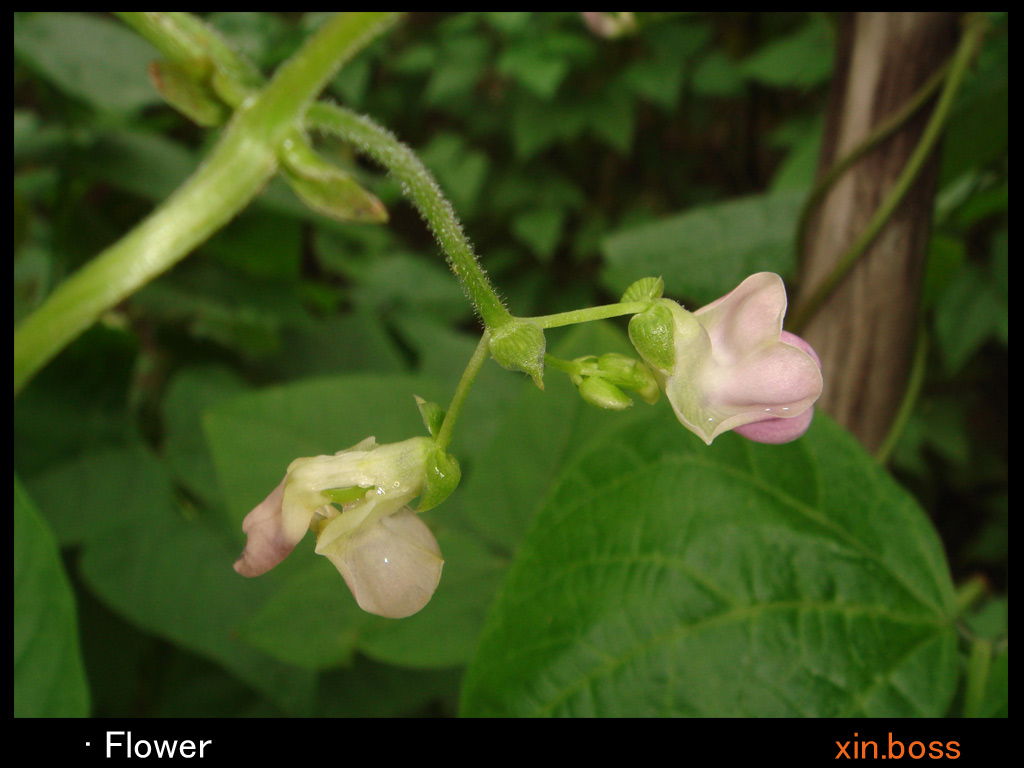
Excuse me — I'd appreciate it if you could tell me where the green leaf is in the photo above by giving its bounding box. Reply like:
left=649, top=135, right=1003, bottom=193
left=691, top=50, right=745, bottom=97
left=932, top=262, right=1006, bottom=374
left=601, top=190, right=805, bottom=306
left=498, top=42, right=570, bottom=100
left=149, top=59, right=228, bottom=127
left=417, top=133, right=491, bottom=218
left=512, top=207, right=566, bottom=262
left=461, top=414, right=958, bottom=717
left=162, top=365, right=250, bottom=507
left=14, top=12, right=162, bottom=114
left=78, top=505, right=317, bottom=715
left=238, top=561, right=369, bottom=669
left=14, top=474, right=90, bottom=717
left=357, top=253, right=471, bottom=324
left=25, top=443, right=316, bottom=714
left=279, top=134, right=388, bottom=223
left=740, top=16, right=833, bottom=89
left=26, top=444, right=173, bottom=547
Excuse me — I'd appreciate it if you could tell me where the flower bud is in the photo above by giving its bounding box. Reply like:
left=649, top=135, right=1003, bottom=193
left=595, top=353, right=660, bottom=405
left=578, top=376, right=634, bottom=410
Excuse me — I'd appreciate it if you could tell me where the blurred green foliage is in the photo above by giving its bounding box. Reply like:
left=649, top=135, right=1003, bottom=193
left=14, top=12, right=1006, bottom=718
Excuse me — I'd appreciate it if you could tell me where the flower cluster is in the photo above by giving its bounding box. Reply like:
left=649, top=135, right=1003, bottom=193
left=234, top=273, right=822, bottom=618
left=234, top=436, right=447, bottom=618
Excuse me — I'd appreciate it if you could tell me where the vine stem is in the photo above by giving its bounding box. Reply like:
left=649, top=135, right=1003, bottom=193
left=433, top=332, right=492, bottom=452
left=788, top=13, right=986, bottom=334
left=306, top=103, right=513, bottom=332
left=874, top=320, right=928, bottom=464
left=13, top=12, right=400, bottom=397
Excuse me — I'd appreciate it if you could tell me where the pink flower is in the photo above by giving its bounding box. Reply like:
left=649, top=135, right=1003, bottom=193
left=629, top=273, right=823, bottom=444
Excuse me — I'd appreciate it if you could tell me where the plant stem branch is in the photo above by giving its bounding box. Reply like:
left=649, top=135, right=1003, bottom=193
left=305, top=103, right=514, bottom=331
left=14, top=13, right=399, bottom=396
left=528, top=301, right=650, bottom=329
left=434, top=332, right=492, bottom=452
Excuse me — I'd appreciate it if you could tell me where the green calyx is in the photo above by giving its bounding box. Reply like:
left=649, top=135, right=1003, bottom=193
left=489, top=319, right=546, bottom=389
left=628, top=301, right=676, bottom=373
left=418, top=447, right=461, bottom=512
left=414, top=395, right=446, bottom=439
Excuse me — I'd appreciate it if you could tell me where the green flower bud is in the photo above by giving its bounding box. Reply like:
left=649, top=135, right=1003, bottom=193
left=628, top=302, right=676, bottom=373
left=578, top=376, right=634, bottom=411
left=489, top=319, right=546, bottom=389
left=596, top=353, right=660, bottom=405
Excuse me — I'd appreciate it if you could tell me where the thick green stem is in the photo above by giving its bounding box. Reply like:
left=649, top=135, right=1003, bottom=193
left=434, top=332, right=492, bottom=452
left=306, top=103, right=513, bottom=331
left=13, top=12, right=399, bottom=396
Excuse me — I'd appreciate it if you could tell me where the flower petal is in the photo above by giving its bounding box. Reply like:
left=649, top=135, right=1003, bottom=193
left=732, top=331, right=823, bottom=444
left=319, top=508, right=444, bottom=619
left=695, top=272, right=787, bottom=364
left=233, top=477, right=294, bottom=577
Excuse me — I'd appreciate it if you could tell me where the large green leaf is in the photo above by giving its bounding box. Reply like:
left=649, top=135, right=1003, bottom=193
left=600, top=191, right=805, bottom=306
left=14, top=12, right=161, bottom=114
left=461, top=414, right=958, bottom=717
left=25, top=445, right=317, bottom=714
left=14, top=474, right=90, bottom=717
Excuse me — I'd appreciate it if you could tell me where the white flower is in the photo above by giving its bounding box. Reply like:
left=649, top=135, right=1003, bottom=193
left=234, top=436, right=444, bottom=618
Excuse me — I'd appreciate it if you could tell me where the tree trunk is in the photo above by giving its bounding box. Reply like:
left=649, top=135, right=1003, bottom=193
left=795, top=12, right=960, bottom=452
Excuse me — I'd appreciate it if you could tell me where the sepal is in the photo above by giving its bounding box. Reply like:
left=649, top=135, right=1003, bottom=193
left=489, top=319, right=546, bottom=389
left=149, top=58, right=228, bottom=127
left=418, top=447, right=461, bottom=512
left=279, top=131, right=388, bottom=223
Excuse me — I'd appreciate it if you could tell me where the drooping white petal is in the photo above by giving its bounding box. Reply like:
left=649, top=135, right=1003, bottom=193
left=319, top=507, right=444, bottom=619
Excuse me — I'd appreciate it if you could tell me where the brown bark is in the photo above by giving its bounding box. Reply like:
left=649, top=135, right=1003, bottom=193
left=794, top=12, right=961, bottom=452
